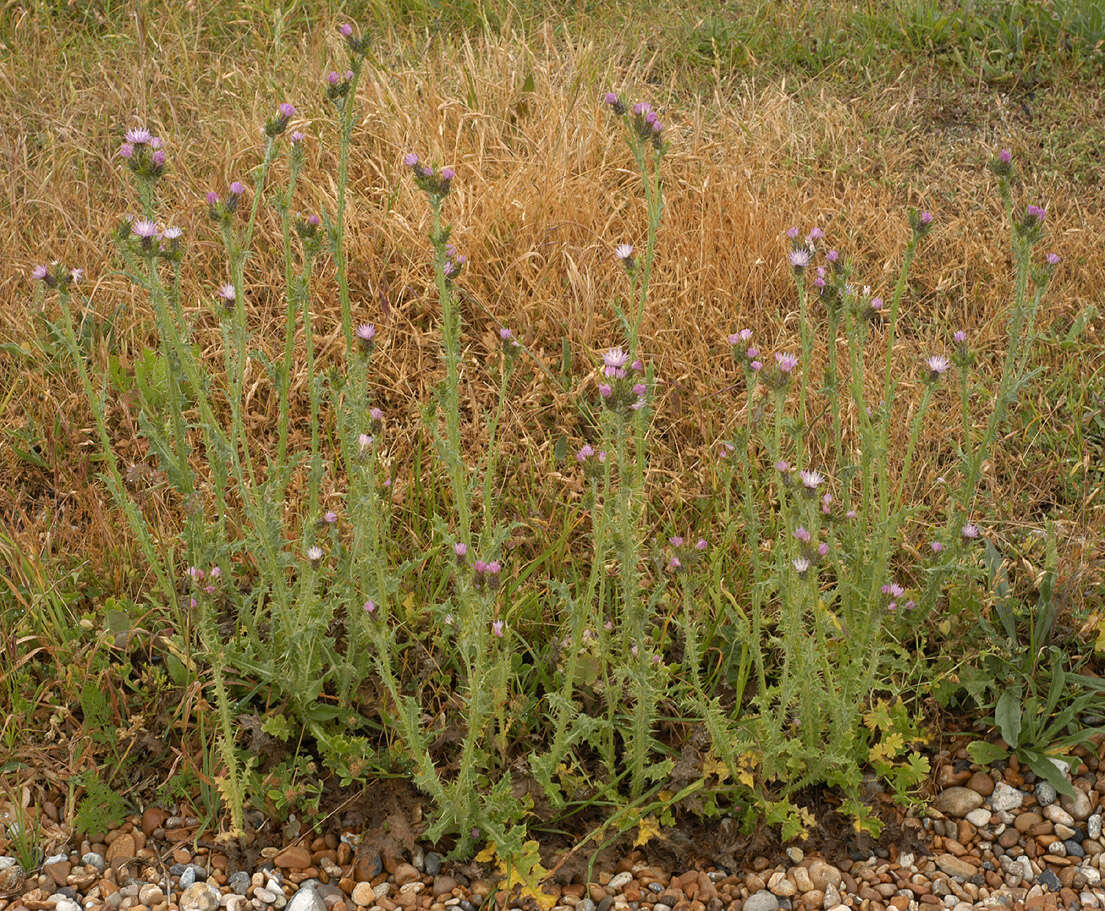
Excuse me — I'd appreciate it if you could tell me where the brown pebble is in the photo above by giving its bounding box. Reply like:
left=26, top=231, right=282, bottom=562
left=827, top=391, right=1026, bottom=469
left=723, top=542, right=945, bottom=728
left=105, top=834, right=136, bottom=865
left=275, top=846, right=313, bottom=870
left=1015, top=813, right=1043, bottom=832
left=967, top=772, right=995, bottom=796
left=393, top=865, right=421, bottom=887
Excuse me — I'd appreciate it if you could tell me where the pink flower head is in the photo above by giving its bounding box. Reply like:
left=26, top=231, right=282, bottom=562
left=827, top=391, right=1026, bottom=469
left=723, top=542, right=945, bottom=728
left=920, top=212, right=933, bottom=225
left=162, top=226, right=182, bottom=240
left=695, top=538, right=707, bottom=551
left=632, top=382, right=647, bottom=397
left=615, top=243, right=634, bottom=261
left=358, top=433, right=374, bottom=453
left=800, top=470, right=824, bottom=490
left=1046, top=252, right=1060, bottom=266
left=668, top=556, right=682, bottom=571
left=930, top=541, right=944, bottom=553
left=870, top=297, right=884, bottom=311
left=306, top=545, right=324, bottom=563
left=775, top=352, right=798, bottom=373
left=1026, top=204, right=1046, bottom=222
left=786, top=226, right=799, bottom=239
left=206, top=191, right=219, bottom=206
left=794, top=527, right=811, bottom=543
left=670, top=535, right=684, bottom=547
left=187, top=566, right=205, bottom=581
left=218, top=284, right=236, bottom=301
left=119, top=142, right=134, bottom=159
left=962, top=523, right=980, bottom=539
left=279, top=102, right=296, bottom=118
left=369, top=407, right=384, bottom=422
left=775, top=460, right=789, bottom=473
left=631, top=359, right=643, bottom=372
left=845, top=509, right=857, bottom=519
left=151, top=149, right=166, bottom=167
left=323, top=511, right=338, bottom=524
left=344, top=70, right=354, bottom=81
left=491, top=620, right=505, bottom=638
left=473, top=560, right=488, bottom=574
left=306, top=214, right=321, bottom=227
left=31, top=265, right=48, bottom=281
left=125, top=128, right=151, bottom=145
left=339, top=22, right=354, bottom=37
left=807, top=227, right=824, bottom=241
left=953, top=330, right=966, bottom=344
left=727, top=332, right=741, bottom=345
left=454, top=542, right=467, bottom=558
left=403, top=152, right=418, bottom=167
left=290, top=131, right=306, bottom=144
left=487, top=561, right=501, bottom=575
left=440, top=167, right=455, bottom=180
left=603, top=346, right=629, bottom=371
left=925, top=355, right=951, bottom=377
left=816, top=542, right=829, bottom=557
left=750, top=360, right=762, bottom=371
left=597, top=451, right=606, bottom=463
left=1000, top=148, right=1012, bottom=164
left=598, top=383, right=613, bottom=399
left=363, top=600, right=376, bottom=614
left=577, top=443, right=594, bottom=462
left=209, top=566, right=222, bottom=579
left=746, top=347, right=759, bottom=359
left=327, top=70, right=341, bottom=85
left=229, top=181, right=245, bottom=196
left=793, top=557, right=810, bottom=575
left=356, top=323, right=376, bottom=342
left=632, top=102, right=649, bottom=115
left=788, top=248, right=811, bottom=269
left=825, top=249, right=839, bottom=263
left=498, top=327, right=514, bottom=341
left=604, top=92, right=619, bottom=105
left=132, top=219, right=158, bottom=239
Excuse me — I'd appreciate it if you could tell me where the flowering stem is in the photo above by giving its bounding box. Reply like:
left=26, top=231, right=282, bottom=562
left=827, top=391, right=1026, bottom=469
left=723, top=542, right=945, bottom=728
left=276, top=154, right=303, bottom=475
left=796, top=275, right=811, bottom=463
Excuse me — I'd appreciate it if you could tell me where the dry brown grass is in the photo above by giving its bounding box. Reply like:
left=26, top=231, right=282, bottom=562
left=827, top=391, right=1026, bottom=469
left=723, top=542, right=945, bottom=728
left=2, top=9, right=1102, bottom=610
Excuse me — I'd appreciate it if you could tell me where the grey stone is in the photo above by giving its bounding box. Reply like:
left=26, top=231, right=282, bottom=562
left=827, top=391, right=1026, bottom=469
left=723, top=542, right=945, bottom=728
left=180, top=866, right=197, bottom=888
left=1065, top=840, right=1085, bottom=857
left=577, top=901, right=596, bottom=911
left=286, top=886, right=327, bottom=911
left=1088, top=813, right=1102, bottom=840
left=0, top=857, right=17, bottom=871
left=1037, top=869, right=1061, bottom=891
left=934, top=787, right=985, bottom=817
left=230, top=872, right=252, bottom=895
left=424, top=852, right=442, bottom=876
left=256, top=889, right=278, bottom=904
left=966, top=808, right=992, bottom=827
left=1035, top=782, right=1058, bottom=807
left=744, top=891, right=780, bottom=911
left=989, top=783, right=1025, bottom=812
left=82, top=853, right=106, bottom=872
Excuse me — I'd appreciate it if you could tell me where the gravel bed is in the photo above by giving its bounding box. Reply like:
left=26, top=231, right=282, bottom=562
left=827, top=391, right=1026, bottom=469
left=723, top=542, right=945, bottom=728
left=2, top=749, right=1103, bottom=911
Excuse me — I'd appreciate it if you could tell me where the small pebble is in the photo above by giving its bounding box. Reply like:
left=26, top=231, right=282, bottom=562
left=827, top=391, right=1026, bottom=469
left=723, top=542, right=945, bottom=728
left=1035, top=782, right=1058, bottom=807
left=1037, top=869, right=1061, bottom=891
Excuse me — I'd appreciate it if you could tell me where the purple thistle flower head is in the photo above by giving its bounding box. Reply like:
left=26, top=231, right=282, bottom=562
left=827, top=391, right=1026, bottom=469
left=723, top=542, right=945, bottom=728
left=162, top=226, right=182, bottom=240
left=279, top=102, right=296, bottom=118
left=454, top=542, right=468, bottom=557
left=327, top=70, right=341, bottom=85
left=962, top=523, right=980, bottom=539
left=126, top=128, right=151, bottom=145
left=306, top=545, right=324, bottom=563
left=845, top=509, right=857, bottom=519
left=499, top=327, right=513, bottom=341
left=229, top=181, right=245, bottom=196
left=344, top=70, right=354, bottom=81
left=364, top=600, right=376, bottom=614
left=132, top=219, right=158, bottom=239
left=151, top=149, right=166, bottom=167
left=799, top=469, right=824, bottom=490
left=739, top=328, right=753, bottom=342
left=776, top=460, right=789, bottom=473
left=793, top=557, right=810, bottom=575
left=750, top=360, right=762, bottom=371
left=356, top=323, right=376, bottom=342
left=369, top=407, right=384, bottom=421
left=695, top=538, right=707, bottom=551
left=668, top=556, right=682, bottom=571
left=925, top=355, right=951, bottom=378
left=577, top=443, right=594, bottom=462
left=307, top=214, right=321, bottom=227
left=218, top=283, right=236, bottom=301
left=323, top=510, right=338, bottom=524
left=775, top=352, right=798, bottom=373
left=920, top=212, right=933, bottom=225
left=473, top=560, right=488, bottom=574
left=206, top=191, right=219, bottom=206
left=119, top=142, right=134, bottom=159
left=1046, top=252, right=1060, bottom=266
left=487, top=561, right=501, bottom=575
left=644, top=110, right=658, bottom=125
left=728, top=333, right=741, bottom=345
left=788, top=247, right=811, bottom=269
left=614, top=243, right=634, bottom=261
left=358, top=433, right=374, bottom=453
left=817, top=542, right=829, bottom=557
left=148, top=137, right=162, bottom=149
left=290, top=131, right=306, bottom=144
left=491, top=620, right=505, bottom=638
left=604, top=92, right=618, bottom=105
left=870, top=297, right=884, bottom=311
left=598, top=383, right=613, bottom=399
left=953, top=330, right=966, bottom=344
left=1000, top=148, right=1012, bottom=164
left=786, top=226, right=799, bottom=239
left=597, top=451, right=607, bottom=463
left=632, top=102, right=648, bottom=115
left=339, top=22, right=354, bottom=36
left=931, top=541, right=944, bottom=553
left=807, top=227, right=824, bottom=241
left=440, top=167, right=455, bottom=180
left=670, top=535, right=684, bottom=547
left=1026, top=204, right=1046, bottom=222
left=603, top=347, right=630, bottom=370
left=794, top=527, right=811, bottom=543
left=825, top=249, right=839, bottom=263
left=746, top=346, right=758, bottom=359
left=31, top=264, right=48, bottom=281
left=632, top=382, right=647, bottom=397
